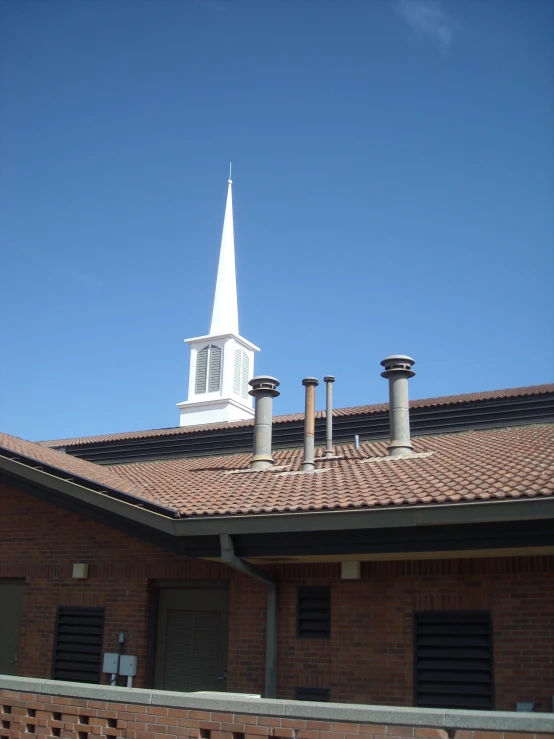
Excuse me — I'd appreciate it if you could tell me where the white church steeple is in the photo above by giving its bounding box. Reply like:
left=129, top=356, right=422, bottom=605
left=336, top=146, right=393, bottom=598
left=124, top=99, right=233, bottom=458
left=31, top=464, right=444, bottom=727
left=210, top=168, right=239, bottom=335
left=177, top=170, right=259, bottom=427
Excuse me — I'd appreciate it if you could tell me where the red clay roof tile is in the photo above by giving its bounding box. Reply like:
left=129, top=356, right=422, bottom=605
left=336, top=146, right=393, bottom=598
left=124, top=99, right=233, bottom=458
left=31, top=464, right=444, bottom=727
left=2, top=388, right=553, bottom=521
left=0, top=432, right=156, bottom=504
left=95, top=425, right=554, bottom=516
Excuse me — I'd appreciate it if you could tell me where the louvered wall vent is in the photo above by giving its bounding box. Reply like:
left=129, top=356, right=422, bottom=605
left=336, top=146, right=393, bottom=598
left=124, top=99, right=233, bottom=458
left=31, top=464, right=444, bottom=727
left=297, top=587, right=331, bottom=638
left=295, top=687, right=330, bottom=702
left=414, top=611, right=494, bottom=709
left=52, top=606, right=104, bottom=683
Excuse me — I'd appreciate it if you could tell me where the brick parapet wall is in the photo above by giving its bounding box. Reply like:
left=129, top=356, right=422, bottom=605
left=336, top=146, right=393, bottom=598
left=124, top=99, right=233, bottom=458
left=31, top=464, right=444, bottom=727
left=1, top=679, right=553, bottom=739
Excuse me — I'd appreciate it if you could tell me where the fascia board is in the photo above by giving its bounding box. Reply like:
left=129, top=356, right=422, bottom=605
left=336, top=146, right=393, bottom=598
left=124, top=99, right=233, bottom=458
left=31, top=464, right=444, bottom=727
left=0, top=455, right=180, bottom=535
left=2, top=454, right=553, bottom=541
left=168, top=497, right=554, bottom=536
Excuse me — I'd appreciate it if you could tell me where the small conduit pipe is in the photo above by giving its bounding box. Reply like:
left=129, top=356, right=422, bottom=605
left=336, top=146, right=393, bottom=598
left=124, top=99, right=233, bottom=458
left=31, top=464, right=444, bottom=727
left=219, top=533, right=278, bottom=698
left=248, top=376, right=280, bottom=470
left=302, top=377, right=319, bottom=471
left=323, top=375, right=335, bottom=458
left=380, top=355, right=416, bottom=458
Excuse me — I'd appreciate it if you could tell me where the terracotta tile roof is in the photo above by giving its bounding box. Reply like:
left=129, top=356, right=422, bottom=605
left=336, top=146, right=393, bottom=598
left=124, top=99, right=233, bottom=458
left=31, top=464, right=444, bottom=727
left=0, top=432, right=156, bottom=504
left=39, top=383, right=554, bottom=448
left=102, top=424, right=554, bottom=518
left=2, top=424, right=554, bottom=519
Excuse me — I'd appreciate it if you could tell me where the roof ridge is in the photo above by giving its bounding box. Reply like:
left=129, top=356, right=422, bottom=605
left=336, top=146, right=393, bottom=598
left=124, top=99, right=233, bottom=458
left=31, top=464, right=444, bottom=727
left=37, top=382, right=554, bottom=448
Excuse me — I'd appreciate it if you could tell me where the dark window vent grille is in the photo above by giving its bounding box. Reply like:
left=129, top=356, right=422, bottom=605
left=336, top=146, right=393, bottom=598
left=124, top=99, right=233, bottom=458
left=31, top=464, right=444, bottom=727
left=294, top=687, right=330, bottom=702
left=297, top=587, right=330, bottom=639
left=52, top=606, right=104, bottom=683
left=414, top=611, right=494, bottom=710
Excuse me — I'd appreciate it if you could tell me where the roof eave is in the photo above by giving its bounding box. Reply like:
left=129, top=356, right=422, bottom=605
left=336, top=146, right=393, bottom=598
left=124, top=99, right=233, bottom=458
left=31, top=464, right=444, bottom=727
left=0, top=453, right=178, bottom=520
left=2, top=454, right=553, bottom=543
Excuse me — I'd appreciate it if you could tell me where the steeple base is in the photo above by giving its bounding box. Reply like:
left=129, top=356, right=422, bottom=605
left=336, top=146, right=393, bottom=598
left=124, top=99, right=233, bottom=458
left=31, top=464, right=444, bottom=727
left=177, top=396, right=255, bottom=427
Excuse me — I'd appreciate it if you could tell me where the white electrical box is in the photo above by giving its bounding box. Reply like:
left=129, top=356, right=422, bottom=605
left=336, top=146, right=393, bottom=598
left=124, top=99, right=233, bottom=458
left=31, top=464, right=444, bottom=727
left=119, top=655, right=137, bottom=677
left=103, top=652, right=119, bottom=673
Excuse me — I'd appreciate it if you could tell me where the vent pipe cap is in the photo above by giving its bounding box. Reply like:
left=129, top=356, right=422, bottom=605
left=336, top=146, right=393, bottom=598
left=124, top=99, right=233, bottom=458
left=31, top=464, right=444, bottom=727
left=302, top=377, right=319, bottom=387
left=248, top=376, right=280, bottom=397
left=323, top=375, right=335, bottom=383
left=380, top=355, right=415, bottom=379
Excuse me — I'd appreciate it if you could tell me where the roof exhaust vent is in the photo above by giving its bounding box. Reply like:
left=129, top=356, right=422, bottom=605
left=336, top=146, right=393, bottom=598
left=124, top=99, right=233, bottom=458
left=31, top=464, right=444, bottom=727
left=323, top=376, right=335, bottom=458
left=302, top=377, right=319, bottom=471
left=380, top=355, right=415, bottom=458
left=248, top=376, right=280, bottom=470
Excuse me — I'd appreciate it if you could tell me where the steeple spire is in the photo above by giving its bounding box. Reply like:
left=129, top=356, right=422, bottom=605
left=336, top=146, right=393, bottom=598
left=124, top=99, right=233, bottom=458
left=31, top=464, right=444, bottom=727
left=177, top=169, right=260, bottom=427
left=210, top=168, right=238, bottom=335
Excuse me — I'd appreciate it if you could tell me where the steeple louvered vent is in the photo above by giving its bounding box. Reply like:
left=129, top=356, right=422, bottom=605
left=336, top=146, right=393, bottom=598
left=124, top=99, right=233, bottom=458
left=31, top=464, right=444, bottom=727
left=195, top=345, right=221, bottom=394
left=208, top=346, right=222, bottom=392
left=241, top=352, right=249, bottom=398
left=195, top=348, right=209, bottom=394
left=233, top=350, right=241, bottom=394
left=233, top=349, right=250, bottom=399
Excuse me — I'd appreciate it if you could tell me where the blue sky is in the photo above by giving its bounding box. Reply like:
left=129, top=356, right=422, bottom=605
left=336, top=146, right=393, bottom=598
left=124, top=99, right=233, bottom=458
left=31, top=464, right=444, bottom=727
left=1, top=0, right=553, bottom=442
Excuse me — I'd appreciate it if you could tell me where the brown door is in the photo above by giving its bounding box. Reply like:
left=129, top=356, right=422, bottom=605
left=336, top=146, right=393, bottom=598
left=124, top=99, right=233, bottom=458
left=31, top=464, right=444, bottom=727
left=0, top=581, right=24, bottom=675
left=154, top=588, right=229, bottom=692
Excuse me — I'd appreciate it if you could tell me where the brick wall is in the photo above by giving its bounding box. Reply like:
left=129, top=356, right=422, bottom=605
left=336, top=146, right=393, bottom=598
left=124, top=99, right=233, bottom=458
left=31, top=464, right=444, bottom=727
left=273, top=559, right=554, bottom=710
left=0, top=687, right=549, bottom=739
left=1, top=483, right=553, bottom=711
left=0, top=483, right=236, bottom=689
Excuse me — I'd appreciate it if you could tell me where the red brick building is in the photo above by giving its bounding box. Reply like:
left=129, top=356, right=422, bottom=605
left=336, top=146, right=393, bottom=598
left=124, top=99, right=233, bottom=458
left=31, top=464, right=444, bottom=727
left=1, top=383, right=553, bottom=712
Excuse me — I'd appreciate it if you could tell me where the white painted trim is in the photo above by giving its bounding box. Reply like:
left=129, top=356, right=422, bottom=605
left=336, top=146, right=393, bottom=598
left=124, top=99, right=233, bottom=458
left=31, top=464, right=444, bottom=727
left=185, top=333, right=260, bottom=352
left=176, top=396, right=254, bottom=414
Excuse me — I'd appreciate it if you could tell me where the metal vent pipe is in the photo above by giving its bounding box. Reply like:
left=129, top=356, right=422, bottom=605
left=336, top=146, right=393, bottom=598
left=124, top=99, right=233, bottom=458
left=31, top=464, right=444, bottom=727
left=302, top=377, right=319, bottom=471
left=248, top=376, right=280, bottom=470
left=380, top=355, right=416, bottom=458
left=324, top=375, right=335, bottom=458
